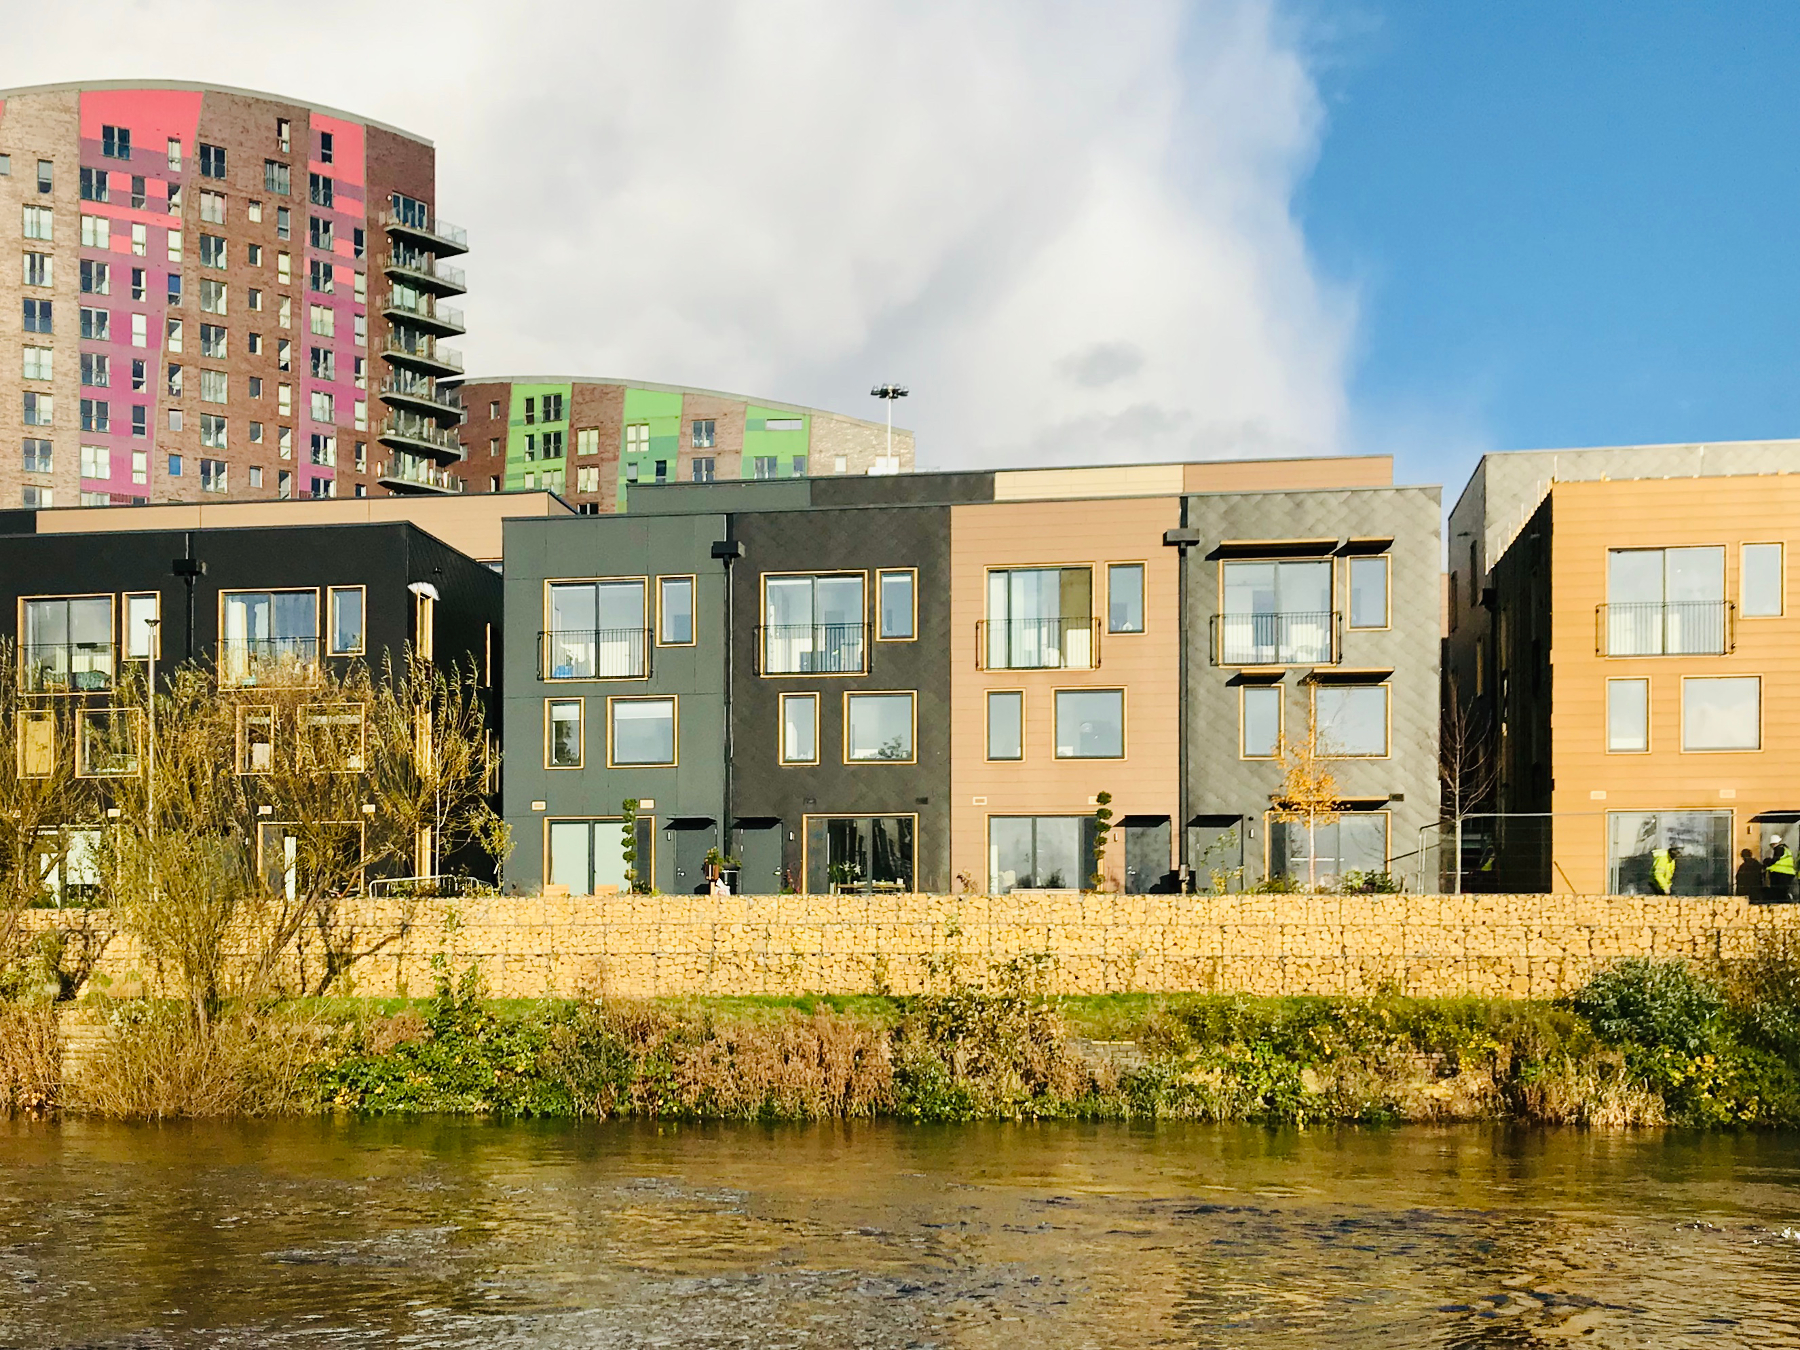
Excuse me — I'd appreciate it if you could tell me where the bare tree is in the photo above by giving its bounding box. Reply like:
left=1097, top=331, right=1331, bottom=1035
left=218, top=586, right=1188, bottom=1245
left=1271, top=703, right=1339, bottom=891
left=1439, top=673, right=1498, bottom=894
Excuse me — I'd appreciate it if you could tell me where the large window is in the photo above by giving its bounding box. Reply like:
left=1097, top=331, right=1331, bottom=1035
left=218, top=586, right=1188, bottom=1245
left=984, top=566, right=1094, bottom=670
left=987, top=690, right=1024, bottom=760
left=1219, top=559, right=1333, bottom=664
left=780, top=693, right=818, bottom=764
left=1107, top=563, right=1144, bottom=634
left=845, top=692, right=915, bottom=762
left=76, top=708, right=142, bottom=777
left=1241, top=684, right=1282, bottom=758
left=657, top=576, right=694, bottom=646
left=1742, top=543, right=1783, bottom=617
left=1682, top=676, right=1760, bottom=751
left=221, top=590, right=317, bottom=683
left=1054, top=688, right=1124, bottom=759
left=608, top=696, right=676, bottom=766
left=1606, top=546, right=1727, bottom=655
left=1606, top=678, right=1649, bottom=753
left=878, top=569, right=916, bottom=640
left=989, top=816, right=1094, bottom=894
left=1348, top=555, right=1389, bottom=629
left=1607, top=810, right=1732, bottom=895
left=544, top=580, right=648, bottom=679
left=547, top=699, right=583, bottom=768
left=804, top=815, right=915, bottom=894
left=22, top=595, right=114, bottom=691
left=762, top=573, right=865, bottom=674
left=548, top=817, right=640, bottom=896
left=1270, top=814, right=1388, bottom=887
left=1314, top=684, right=1388, bottom=757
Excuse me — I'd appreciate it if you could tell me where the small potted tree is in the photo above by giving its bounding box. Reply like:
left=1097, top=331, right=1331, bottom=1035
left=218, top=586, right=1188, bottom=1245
left=703, top=845, right=741, bottom=894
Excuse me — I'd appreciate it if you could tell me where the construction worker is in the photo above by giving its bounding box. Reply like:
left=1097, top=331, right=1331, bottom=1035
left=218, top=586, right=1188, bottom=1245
left=1767, top=836, right=1796, bottom=903
left=1652, top=844, right=1681, bottom=895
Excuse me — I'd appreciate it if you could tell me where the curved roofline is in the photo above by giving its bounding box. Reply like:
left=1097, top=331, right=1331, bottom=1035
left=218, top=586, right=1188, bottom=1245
left=455, top=376, right=913, bottom=433
left=0, top=79, right=431, bottom=147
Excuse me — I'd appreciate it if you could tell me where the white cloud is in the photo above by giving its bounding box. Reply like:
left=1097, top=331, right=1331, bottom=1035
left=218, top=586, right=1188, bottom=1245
left=0, top=0, right=1353, bottom=469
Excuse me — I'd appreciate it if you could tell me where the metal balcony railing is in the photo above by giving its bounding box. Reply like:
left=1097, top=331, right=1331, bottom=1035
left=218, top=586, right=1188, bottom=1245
left=381, top=251, right=467, bottom=294
left=1597, top=600, right=1734, bottom=656
left=539, top=628, right=652, bottom=680
left=758, top=623, right=868, bottom=675
left=378, top=209, right=469, bottom=255
left=381, top=336, right=464, bottom=374
left=1211, top=610, right=1339, bottom=666
left=377, top=457, right=464, bottom=493
left=382, top=293, right=465, bottom=335
left=21, top=642, right=114, bottom=692
left=378, top=415, right=464, bottom=457
left=975, top=617, right=1101, bottom=671
left=378, top=377, right=464, bottom=419
left=219, top=636, right=320, bottom=686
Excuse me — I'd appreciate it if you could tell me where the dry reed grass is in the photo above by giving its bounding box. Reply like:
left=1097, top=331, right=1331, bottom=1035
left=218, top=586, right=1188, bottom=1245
left=1513, top=1054, right=1668, bottom=1127
left=0, top=1003, right=61, bottom=1113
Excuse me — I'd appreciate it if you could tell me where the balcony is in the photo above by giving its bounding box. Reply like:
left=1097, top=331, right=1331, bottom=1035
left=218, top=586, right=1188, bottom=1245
left=377, top=413, right=465, bottom=462
left=1598, top=601, right=1734, bottom=656
left=381, top=335, right=464, bottom=377
left=377, top=457, right=465, bottom=495
left=382, top=251, right=466, bottom=295
left=379, top=377, right=464, bottom=422
left=1211, top=611, right=1339, bottom=666
left=379, top=208, right=469, bottom=257
left=540, top=628, right=652, bottom=680
left=382, top=292, right=465, bottom=337
left=219, top=637, right=320, bottom=687
left=758, top=623, right=869, bottom=675
left=21, top=642, right=114, bottom=693
left=976, top=617, right=1100, bottom=671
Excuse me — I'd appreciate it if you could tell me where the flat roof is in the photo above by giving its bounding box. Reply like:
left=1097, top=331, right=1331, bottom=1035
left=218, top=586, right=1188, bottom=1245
left=456, top=376, right=910, bottom=434
left=0, top=79, right=431, bottom=146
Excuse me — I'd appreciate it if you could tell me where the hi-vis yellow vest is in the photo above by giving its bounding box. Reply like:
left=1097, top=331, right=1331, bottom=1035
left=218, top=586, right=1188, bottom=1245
left=1653, top=850, right=1676, bottom=892
left=1770, top=849, right=1796, bottom=877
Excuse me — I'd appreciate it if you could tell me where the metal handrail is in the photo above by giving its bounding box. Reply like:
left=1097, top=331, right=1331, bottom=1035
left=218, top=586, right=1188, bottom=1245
left=975, top=617, right=1101, bottom=671
left=539, top=628, right=652, bottom=680
left=382, top=293, right=465, bottom=331
left=21, top=642, right=115, bottom=692
left=378, top=377, right=464, bottom=416
left=380, top=337, right=464, bottom=372
left=378, top=209, right=468, bottom=251
left=377, top=458, right=464, bottom=491
left=1595, top=600, right=1734, bottom=656
left=381, top=252, right=466, bottom=292
left=1210, top=610, right=1339, bottom=666
left=757, top=622, right=869, bottom=675
left=379, top=415, right=462, bottom=453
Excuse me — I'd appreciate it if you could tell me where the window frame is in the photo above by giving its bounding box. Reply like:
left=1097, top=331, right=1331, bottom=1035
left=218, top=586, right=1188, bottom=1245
left=1605, top=676, right=1651, bottom=755
left=1265, top=809, right=1392, bottom=885
left=299, top=701, right=368, bottom=772
left=985, top=688, right=1025, bottom=762
left=842, top=690, right=918, bottom=765
left=326, top=585, right=366, bottom=657
left=75, top=706, right=142, bottom=778
left=876, top=568, right=918, bottom=642
left=656, top=574, right=697, bottom=647
left=758, top=570, right=870, bottom=678
left=123, top=591, right=161, bottom=660
left=779, top=691, right=820, bottom=766
left=545, top=697, right=585, bottom=770
left=800, top=812, right=919, bottom=896
left=1740, top=542, right=1784, bottom=618
left=1680, top=674, right=1762, bottom=754
left=1310, top=681, right=1391, bottom=759
left=216, top=587, right=321, bottom=684
left=1239, top=682, right=1283, bottom=759
left=1346, top=554, right=1391, bottom=631
left=17, top=707, right=56, bottom=778
left=541, top=575, right=651, bottom=681
left=605, top=694, right=678, bottom=768
left=236, top=703, right=276, bottom=775
left=1105, top=561, right=1147, bottom=635
left=1052, top=686, right=1126, bottom=761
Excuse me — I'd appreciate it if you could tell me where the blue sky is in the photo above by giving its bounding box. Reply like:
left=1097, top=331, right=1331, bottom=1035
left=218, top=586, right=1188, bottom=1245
left=1296, top=2, right=1800, bottom=491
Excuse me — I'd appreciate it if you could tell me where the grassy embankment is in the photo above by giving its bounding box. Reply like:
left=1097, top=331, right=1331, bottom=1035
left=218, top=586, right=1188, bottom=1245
left=6, top=949, right=1800, bottom=1126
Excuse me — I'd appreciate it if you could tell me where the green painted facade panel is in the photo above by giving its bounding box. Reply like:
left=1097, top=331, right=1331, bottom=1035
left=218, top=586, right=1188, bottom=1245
left=618, top=387, right=689, bottom=509
left=504, top=381, right=573, bottom=493
left=740, top=405, right=812, bottom=481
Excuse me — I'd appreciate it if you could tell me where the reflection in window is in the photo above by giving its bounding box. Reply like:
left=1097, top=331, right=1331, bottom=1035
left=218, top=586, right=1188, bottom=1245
left=846, top=692, right=914, bottom=761
left=1241, top=684, right=1281, bottom=757
left=328, top=587, right=364, bottom=655
left=989, top=816, right=1094, bottom=893
left=1219, top=560, right=1332, bottom=664
left=548, top=817, right=639, bottom=896
left=987, top=690, right=1023, bottom=760
left=546, top=580, right=648, bottom=678
left=1742, top=543, right=1783, bottom=617
left=805, top=815, right=915, bottom=894
left=1606, top=546, right=1726, bottom=655
left=1270, top=814, right=1388, bottom=887
left=548, top=699, right=582, bottom=767
left=1606, top=810, right=1732, bottom=896
left=221, top=590, right=317, bottom=682
left=658, top=576, right=694, bottom=645
left=22, top=595, right=114, bottom=691
left=985, top=566, right=1093, bottom=669
left=1053, top=688, right=1123, bottom=759
left=1314, top=685, right=1387, bottom=757
left=1606, top=678, right=1648, bottom=753
left=77, top=707, right=141, bottom=776
left=1348, top=556, right=1388, bottom=629
left=878, top=570, right=915, bottom=640
left=1682, top=676, right=1759, bottom=751
left=1107, top=563, right=1144, bottom=634
left=763, top=573, right=864, bottom=673
left=780, top=693, right=818, bottom=764
left=610, top=697, right=675, bottom=765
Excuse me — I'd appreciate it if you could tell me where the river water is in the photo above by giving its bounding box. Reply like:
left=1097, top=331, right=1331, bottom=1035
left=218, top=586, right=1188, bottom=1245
left=2, top=1120, right=1799, bottom=1348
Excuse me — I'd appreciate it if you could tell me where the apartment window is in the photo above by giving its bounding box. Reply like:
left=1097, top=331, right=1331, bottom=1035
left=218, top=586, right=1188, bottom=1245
left=200, top=369, right=228, bottom=403
left=1742, top=543, right=1783, bottom=617
left=1682, top=676, right=1760, bottom=752
left=221, top=590, right=316, bottom=683
left=780, top=693, right=819, bottom=765
left=277, top=470, right=291, bottom=498
left=200, top=323, right=226, bottom=358
left=547, top=700, right=584, bottom=768
left=278, top=425, right=292, bottom=456
left=763, top=573, right=866, bottom=674
left=23, top=251, right=51, bottom=287
left=248, top=466, right=262, bottom=488
left=309, top=476, right=335, bottom=500
left=791, top=455, right=807, bottom=477
left=200, top=233, right=226, bottom=268
left=132, top=313, right=148, bottom=348
left=1107, top=563, right=1145, bottom=634
left=166, top=228, right=181, bottom=262
left=805, top=816, right=916, bottom=894
left=984, top=566, right=1094, bottom=670
left=692, top=456, right=715, bottom=483
left=166, top=362, right=182, bottom=395
left=168, top=410, right=182, bottom=432
left=878, top=570, right=916, bottom=640
left=652, top=458, right=667, bottom=484
left=128, top=449, right=145, bottom=484
left=200, top=457, right=227, bottom=492
left=22, top=487, right=52, bottom=509
left=1606, top=546, right=1727, bottom=656
left=986, top=690, right=1024, bottom=760
left=200, top=278, right=227, bottom=313
left=325, top=587, right=364, bottom=656
left=309, top=433, right=335, bottom=466
left=1607, top=810, right=1733, bottom=896
left=310, top=346, right=335, bottom=380
left=131, top=357, right=147, bottom=389
left=276, top=207, right=291, bottom=241
left=81, top=353, right=110, bottom=387
left=20, top=595, right=113, bottom=692
left=308, top=259, right=333, bottom=294
left=198, top=143, right=226, bottom=178
left=79, top=445, right=110, bottom=479
left=310, top=391, right=335, bottom=423
left=1271, top=814, right=1389, bottom=888
left=22, top=205, right=52, bottom=241
left=79, top=167, right=109, bottom=202
left=1219, top=559, right=1333, bottom=664
left=22, top=439, right=52, bottom=473
left=989, top=817, right=1094, bottom=894
left=1348, top=555, right=1390, bottom=629
left=1607, top=677, right=1649, bottom=753
left=609, top=697, right=676, bottom=766
left=845, top=692, right=915, bottom=762
left=692, top=419, right=716, bottom=449
left=234, top=705, right=276, bottom=775
left=23, top=346, right=51, bottom=381
left=132, top=407, right=147, bottom=439
left=658, top=576, right=695, bottom=645
left=23, top=392, right=53, bottom=426
left=264, top=158, right=290, bottom=194
left=168, top=273, right=182, bottom=307
left=80, top=307, right=110, bottom=341
left=199, top=189, right=225, bottom=224
left=1054, top=688, right=1124, bottom=759
left=622, top=422, right=647, bottom=452
left=752, top=456, right=778, bottom=479
left=249, top=376, right=263, bottom=399
left=201, top=414, right=227, bottom=449
left=544, top=580, right=649, bottom=679
left=1241, top=684, right=1282, bottom=758
left=542, top=393, right=565, bottom=421
left=79, top=261, right=111, bottom=297
left=309, top=214, right=332, bottom=250
left=36, top=160, right=52, bottom=193
left=102, top=125, right=132, bottom=159
left=308, top=304, right=334, bottom=336
left=309, top=173, right=333, bottom=208
left=80, top=399, right=110, bottom=433
left=77, top=709, right=142, bottom=778
left=542, top=431, right=565, bottom=459
left=24, top=299, right=52, bottom=334
left=279, top=380, right=292, bottom=411
left=572, top=427, right=598, bottom=457
left=1315, top=684, right=1389, bottom=757
left=131, top=223, right=147, bottom=256
left=575, top=465, right=599, bottom=493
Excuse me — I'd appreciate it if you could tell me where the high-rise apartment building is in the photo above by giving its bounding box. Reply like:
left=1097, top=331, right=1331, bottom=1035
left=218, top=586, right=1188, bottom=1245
left=453, top=378, right=913, bottom=512
left=0, top=81, right=468, bottom=510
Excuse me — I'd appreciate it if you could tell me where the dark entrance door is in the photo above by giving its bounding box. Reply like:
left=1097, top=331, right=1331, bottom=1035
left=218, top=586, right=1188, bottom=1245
left=1122, top=816, right=1173, bottom=893
left=667, top=818, right=717, bottom=894
left=735, top=818, right=785, bottom=896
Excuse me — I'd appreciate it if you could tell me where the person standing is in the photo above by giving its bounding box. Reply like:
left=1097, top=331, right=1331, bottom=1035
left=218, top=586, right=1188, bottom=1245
left=1652, top=844, right=1681, bottom=895
left=1766, top=836, right=1796, bottom=903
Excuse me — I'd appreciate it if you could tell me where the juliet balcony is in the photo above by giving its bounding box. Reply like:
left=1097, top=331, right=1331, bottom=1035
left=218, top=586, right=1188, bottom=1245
left=1210, top=610, right=1341, bottom=667
left=976, top=617, right=1101, bottom=671
left=21, top=641, right=114, bottom=693
left=539, top=628, right=653, bottom=681
left=1597, top=601, right=1735, bottom=657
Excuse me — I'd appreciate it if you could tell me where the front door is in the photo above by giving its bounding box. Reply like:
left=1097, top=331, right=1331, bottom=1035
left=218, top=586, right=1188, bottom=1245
left=1123, top=818, right=1173, bottom=894
left=671, top=820, right=718, bottom=895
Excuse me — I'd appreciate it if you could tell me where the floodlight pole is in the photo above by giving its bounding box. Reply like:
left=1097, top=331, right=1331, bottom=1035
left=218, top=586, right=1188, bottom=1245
left=870, top=383, right=908, bottom=467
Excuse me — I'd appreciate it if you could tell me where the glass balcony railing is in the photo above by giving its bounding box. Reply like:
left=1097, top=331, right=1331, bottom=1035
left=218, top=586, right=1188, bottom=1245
left=378, top=415, right=464, bottom=456
left=539, top=628, right=652, bottom=680
left=381, top=252, right=466, bottom=294
left=382, top=293, right=465, bottom=335
left=379, top=377, right=464, bottom=419
left=976, top=617, right=1100, bottom=671
left=377, top=457, right=464, bottom=493
left=1598, top=601, right=1733, bottom=656
left=1212, top=611, right=1338, bottom=666
left=758, top=623, right=868, bottom=675
left=378, top=209, right=468, bottom=255
left=381, top=336, right=464, bottom=374
left=21, top=641, right=114, bottom=692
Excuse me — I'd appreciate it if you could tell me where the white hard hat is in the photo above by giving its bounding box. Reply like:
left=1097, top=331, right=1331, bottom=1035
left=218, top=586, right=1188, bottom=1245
left=1775, top=835, right=1784, bottom=845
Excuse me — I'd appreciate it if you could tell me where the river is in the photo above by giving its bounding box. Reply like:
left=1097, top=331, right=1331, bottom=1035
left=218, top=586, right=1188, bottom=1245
left=2, top=1119, right=1798, bottom=1347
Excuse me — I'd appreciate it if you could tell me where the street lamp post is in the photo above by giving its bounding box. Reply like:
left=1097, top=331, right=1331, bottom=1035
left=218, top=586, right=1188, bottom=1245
left=870, top=383, right=908, bottom=469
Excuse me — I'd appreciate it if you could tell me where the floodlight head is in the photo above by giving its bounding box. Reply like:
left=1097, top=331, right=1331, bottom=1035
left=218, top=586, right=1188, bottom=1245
left=871, top=383, right=909, bottom=400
